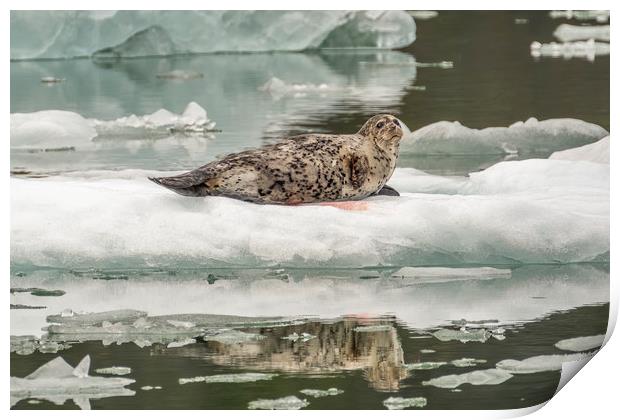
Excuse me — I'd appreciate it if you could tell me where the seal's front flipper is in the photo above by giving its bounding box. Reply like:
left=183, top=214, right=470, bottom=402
left=376, top=185, right=400, bottom=197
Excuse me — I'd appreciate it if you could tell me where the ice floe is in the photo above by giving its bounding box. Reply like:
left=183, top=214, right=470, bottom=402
left=179, top=373, right=277, bottom=385
left=423, top=368, right=513, bottom=389
left=496, top=353, right=592, bottom=373
left=554, top=335, right=605, bottom=352
left=433, top=328, right=492, bottom=343
left=248, top=395, right=309, bottom=410
left=451, top=358, right=487, bottom=368
left=550, top=136, right=609, bottom=164
left=549, top=10, right=610, bottom=23
left=405, top=362, right=447, bottom=370
left=401, top=117, right=608, bottom=156
left=10, top=355, right=135, bottom=409
left=553, top=24, right=610, bottom=42
left=11, top=11, right=415, bottom=60
left=530, top=40, right=610, bottom=61
left=390, top=267, right=511, bottom=283
left=141, top=385, right=162, bottom=390
left=299, top=388, right=344, bottom=397
left=95, top=366, right=132, bottom=376
left=383, top=396, right=427, bottom=409
left=11, top=335, right=71, bottom=355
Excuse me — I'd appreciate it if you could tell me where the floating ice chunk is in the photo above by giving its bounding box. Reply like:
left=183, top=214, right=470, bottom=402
left=408, top=11, right=438, bottom=20
left=451, top=358, right=487, bottom=368
left=401, top=117, right=608, bottom=156
left=416, top=61, right=453, bottom=69
left=550, top=10, right=610, bottom=23
left=554, top=335, right=605, bottom=352
left=550, top=136, right=609, bottom=164
left=179, top=373, right=277, bottom=385
left=167, top=338, right=197, bottom=348
left=405, top=362, right=447, bottom=370
left=95, top=367, right=132, bottom=376
left=391, top=267, right=511, bottom=283
left=248, top=395, right=309, bottom=410
left=156, top=69, right=204, bottom=80
left=423, top=368, right=513, bottom=389
left=514, top=18, right=529, bottom=24
left=530, top=39, right=610, bottom=61
left=11, top=11, right=415, bottom=60
left=383, top=396, right=427, bottom=409
left=299, top=388, right=344, bottom=398
left=10, top=110, right=97, bottom=150
left=433, top=328, right=491, bottom=343
left=420, top=349, right=436, bottom=354
left=496, top=353, right=592, bottom=373
left=553, top=24, right=610, bottom=42
left=10, top=355, right=135, bottom=409
left=92, top=25, right=179, bottom=60
left=141, top=385, right=162, bottom=390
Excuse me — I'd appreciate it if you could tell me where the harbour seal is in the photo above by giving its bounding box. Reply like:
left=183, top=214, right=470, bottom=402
left=149, top=114, right=403, bottom=204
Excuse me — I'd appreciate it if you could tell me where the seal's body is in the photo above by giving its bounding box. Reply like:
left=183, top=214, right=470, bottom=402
left=149, top=115, right=403, bottom=204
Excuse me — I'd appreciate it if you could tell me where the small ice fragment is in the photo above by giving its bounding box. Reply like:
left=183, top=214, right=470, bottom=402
left=282, top=332, right=300, bottom=341
left=167, top=338, right=197, bottom=348
left=299, top=388, right=344, bottom=398
left=553, top=24, right=609, bottom=42
left=423, top=368, right=513, bottom=389
left=405, top=362, right=447, bottom=370
left=179, top=373, right=277, bottom=385
left=549, top=10, right=609, bottom=23
left=496, top=353, right=593, bottom=373
left=203, top=329, right=265, bottom=344
left=433, top=328, right=490, bottom=343
left=554, top=335, right=605, bottom=352
left=248, top=395, right=309, bottom=410
left=416, top=61, right=453, bottom=69
left=451, top=358, right=487, bottom=368
left=530, top=39, right=610, bottom=61
left=420, top=349, right=436, bottom=354
left=141, top=385, right=162, bottom=390
left=354, top=325, right=393, bottom=332
left=301, top=332, right=316, bottom=342
left=383, top=396, right=427, bottom=410
left=40, top=77, right=65, bottom=83
left=514, top=18, right=529, bottom=24
left=167, top=320, right=196, bottom=329
left=95, top=366, right=132, bottom=376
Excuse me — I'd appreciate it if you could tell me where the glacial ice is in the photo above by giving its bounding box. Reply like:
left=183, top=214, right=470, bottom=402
left=549, top=10, right=610, bottom=23
left=530, top=40, right=610, bottom=61
left=550, top=136, right=609, bottom=164
left=179, top=373, right=277, bottom=385
left=422, top=369, right=513, bottom=389
left=10, top=102, right=216, bottom=151
left=10, top=355, right=135, bottom=409
left=496, top=353, right=592, bottom=373
left=10, top=11, right=416, bottom=60
left=390, top=267, right=511, bottom=283
left=95, top=367, right=132, bottom=376
left=248, top=395, right=309, bottom=410
left=383, top=396, right=427, bottom=409
left=299, top=388, right=344, bottom=397
left=401, top=117, right=608, bottom=156
left=10, top=155, right=609, bottom=268
left=554, top=335, right=605, bottom=352
left=553, top=24, right=610, bottom=42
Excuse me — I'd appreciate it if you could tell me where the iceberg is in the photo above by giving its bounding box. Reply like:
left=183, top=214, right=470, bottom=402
left=383, top=396, right=427, bottom=409
left=10, top=355, right=135, bottom=409
left=10, top=11, right=416, bottom=60
left=422, top=369, right=513, bottom=389
left=496, top=353, right=592, bottom=373
left=401, top=117, right=608, bottom=157
left=530, top=40, right=610, bottom=61
left=550, top=136, right=609, bottom=164
left=11, top=152, right=609, bottom=269
left=554, top=335, right=605, bottom=352
left=248, top=395, right=309, bottom=410
left=553, top=24, right=610, bottom=42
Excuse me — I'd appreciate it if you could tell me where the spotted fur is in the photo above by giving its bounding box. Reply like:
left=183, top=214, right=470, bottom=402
left=149, top=114, right=403, bottom=204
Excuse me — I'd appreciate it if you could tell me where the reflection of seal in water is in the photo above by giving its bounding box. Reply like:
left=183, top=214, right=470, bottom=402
left=149, top=114, right=403, bottom=204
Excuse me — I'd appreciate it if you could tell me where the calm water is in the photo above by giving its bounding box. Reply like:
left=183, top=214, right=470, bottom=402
left=10, top=11, right=610, bottom=410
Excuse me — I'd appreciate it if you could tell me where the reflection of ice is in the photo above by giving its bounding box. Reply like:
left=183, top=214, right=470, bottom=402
left=554, top=335, right=605, bottom=352
left=401, top=117, right=608, bottom=156
left=553, top=24, right=609, bottom=42
left=156, top=69, right=204, bottom=80
left=391, top=267, right=511, bottom=283
left=10, top=355, right=135, bottom=410
left=550, top=136, right=609, bottom=164
left=530, top=40, right=610, bottom=61
left=248, top=395, right=309, bottom=410
left=496, top=353, right=592, bottom=373
left=11, top=11, right=415, bottom=60
left=383, top=396, right=427, bottom=409
left=423, top=369, right=513, bottom=389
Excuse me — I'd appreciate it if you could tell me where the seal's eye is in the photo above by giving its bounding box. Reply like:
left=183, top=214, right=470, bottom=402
left=376, top=121, right=384, bottom=129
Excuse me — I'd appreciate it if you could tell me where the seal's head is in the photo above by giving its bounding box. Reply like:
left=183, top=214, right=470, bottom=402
left=358, top=114, right=404, bottom=150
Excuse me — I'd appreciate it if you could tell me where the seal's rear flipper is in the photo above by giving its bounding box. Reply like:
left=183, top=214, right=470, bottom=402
left=148, top=175, right=209, bottom=197
left=376, top=185, right=400, bottom=197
